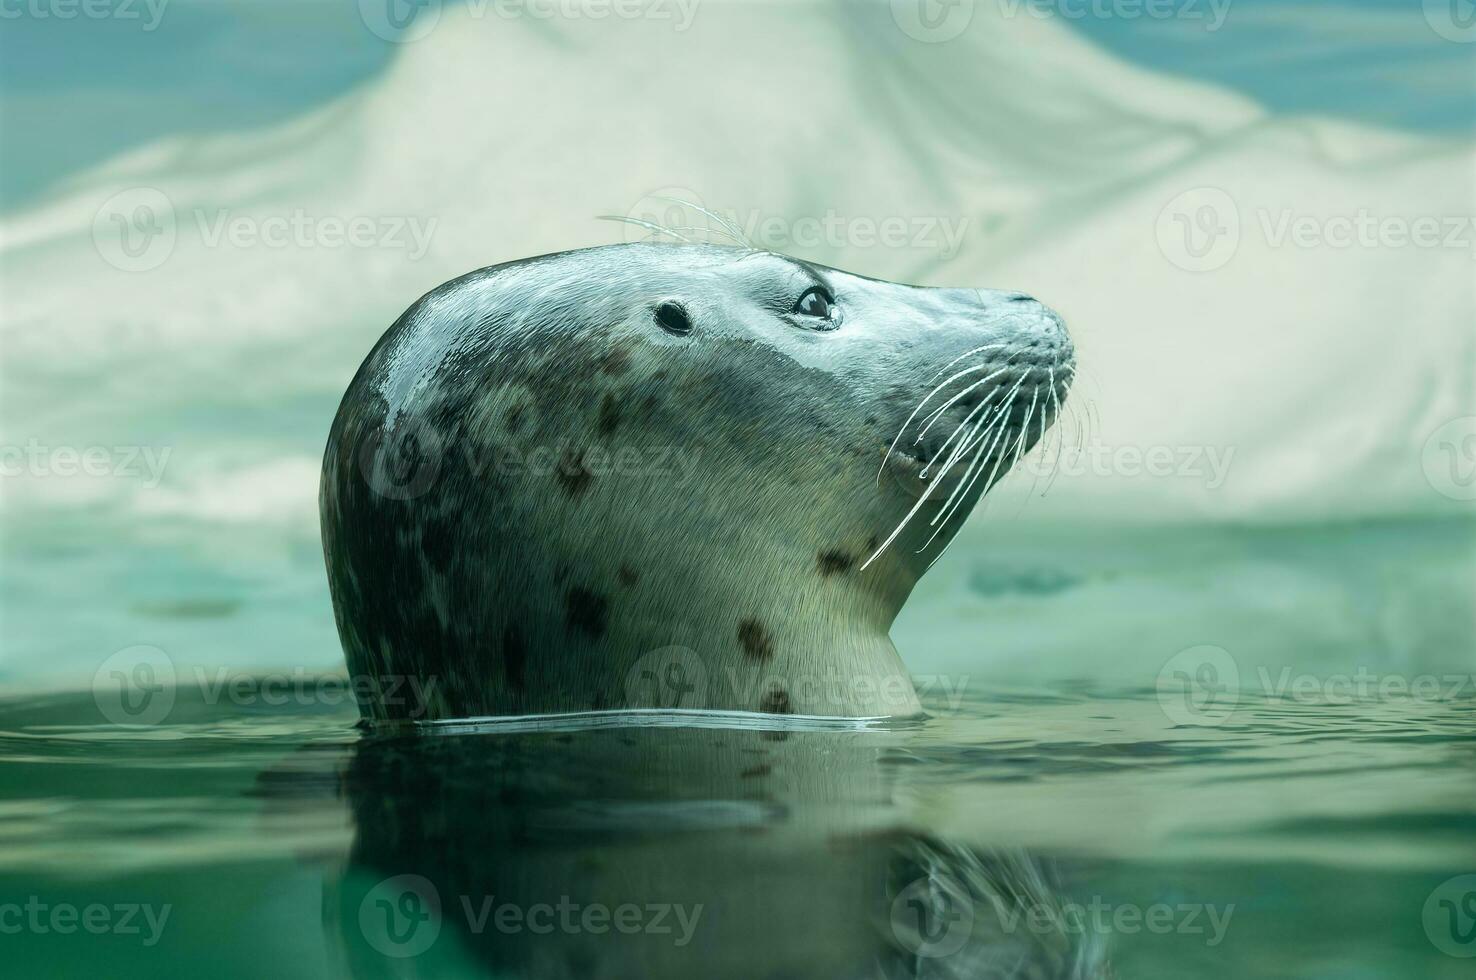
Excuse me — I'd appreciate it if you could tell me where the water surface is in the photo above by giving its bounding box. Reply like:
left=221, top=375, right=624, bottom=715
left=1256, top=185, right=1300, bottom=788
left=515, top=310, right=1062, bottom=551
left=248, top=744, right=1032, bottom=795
left=1, top=674, right=1471, bottom=978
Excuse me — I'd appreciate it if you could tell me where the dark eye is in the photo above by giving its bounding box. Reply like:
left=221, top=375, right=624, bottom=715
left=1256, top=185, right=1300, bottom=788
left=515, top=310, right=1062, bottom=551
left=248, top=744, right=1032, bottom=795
left=654, top=301, right=692, bottom=336
left=793, top=287, right=834, bottom=319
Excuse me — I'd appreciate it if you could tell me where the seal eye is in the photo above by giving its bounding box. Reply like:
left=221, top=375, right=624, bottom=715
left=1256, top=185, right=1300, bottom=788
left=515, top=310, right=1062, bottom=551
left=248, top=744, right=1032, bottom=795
left=654, top=301, right=692, bottom=336
left=793, top=287, right=834, bottom=320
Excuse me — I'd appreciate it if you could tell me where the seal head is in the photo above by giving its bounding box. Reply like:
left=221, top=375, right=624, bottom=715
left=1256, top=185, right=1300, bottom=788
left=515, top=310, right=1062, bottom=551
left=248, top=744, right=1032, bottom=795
left=320, top=243, right=1072, bottom=720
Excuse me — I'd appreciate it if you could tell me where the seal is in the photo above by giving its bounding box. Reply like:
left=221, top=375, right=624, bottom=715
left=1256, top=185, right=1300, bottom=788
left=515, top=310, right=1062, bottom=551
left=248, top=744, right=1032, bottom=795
left=320, top=241, right=1073, bottom=721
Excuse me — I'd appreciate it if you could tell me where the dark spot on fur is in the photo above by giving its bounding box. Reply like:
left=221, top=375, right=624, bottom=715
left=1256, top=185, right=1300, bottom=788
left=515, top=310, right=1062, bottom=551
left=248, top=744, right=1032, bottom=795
left=737, top=618, right=774, bottom=662
left=865, top=535, right=879, bottom=554
left=566, top=587, right=608, bottom=638
left=816, top=549, right=855, bottom=576
left=760, top=685, right=792, bottom=715
left=600, top=346, right=632, bottom=377
left=741, top=763, right=772, bottom=779
left=556, top=448, right=593, bottom=496
left=504, top=403, right=527, bottom=433
left=617, top=564, right=639, bottom=587
left=502, top=624, right=526, bottom=692
left=597, top=394, right=622, bottom=436
left=417, top=512, right=457, bottom=571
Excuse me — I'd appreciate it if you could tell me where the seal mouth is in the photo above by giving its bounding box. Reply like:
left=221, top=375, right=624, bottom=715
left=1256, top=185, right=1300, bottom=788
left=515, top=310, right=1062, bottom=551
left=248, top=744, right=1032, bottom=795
left=868, top=355, right=1074, bottom=568
left=882, top=389, right=1055, bottom=498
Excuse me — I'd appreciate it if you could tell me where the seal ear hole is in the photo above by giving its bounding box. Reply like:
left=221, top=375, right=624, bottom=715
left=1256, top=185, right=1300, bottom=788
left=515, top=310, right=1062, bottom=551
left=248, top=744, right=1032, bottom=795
left=654, top=301, right=692, bottom=336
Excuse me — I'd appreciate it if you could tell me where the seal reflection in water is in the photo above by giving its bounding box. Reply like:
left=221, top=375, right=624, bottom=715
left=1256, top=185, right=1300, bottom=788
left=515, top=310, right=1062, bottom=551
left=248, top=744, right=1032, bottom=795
left=321, top=242, right=1073, bottom=720
left=309, top=724, right=1110, bottom=979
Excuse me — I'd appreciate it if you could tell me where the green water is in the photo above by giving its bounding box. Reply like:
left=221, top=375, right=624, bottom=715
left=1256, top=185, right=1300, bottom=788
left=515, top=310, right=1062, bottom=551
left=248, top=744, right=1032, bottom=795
left=1, top=520, right=1473, bottom=978
left=0, top=684, right=1472, bottom=977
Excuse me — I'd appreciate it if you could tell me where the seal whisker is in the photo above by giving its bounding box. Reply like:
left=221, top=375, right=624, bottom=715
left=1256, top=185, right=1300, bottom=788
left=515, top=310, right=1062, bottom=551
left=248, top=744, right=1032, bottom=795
left=877, top=357, right=1007, bottom=484
left=650, top=196, right=753, bottom=248
left=926, top=398, right=1014, bottom=534
left=923, top=373, right=1027, bottom=537
left=1024, top=384, right=1050, bottom=499
left=922, top=389, right=1005, bottom=486
left=1040, top=372, right=1069, bottom=497
left=924, top=343, right=1012, bottom=385
left=918, top=384, right=1009, bottom=478
left=596, top=214, right=694, bottom=243
left=645, top=223, right=750, bottom=247
left=863, top=373, right=1020, bottom=570
left=914, top=367, right=1012, bottom=444
left=860, top=454, right=955, bottom=570
left=920, top=381, right=1026, bottom=566
left=1002, top=389, right=1040, bottom=521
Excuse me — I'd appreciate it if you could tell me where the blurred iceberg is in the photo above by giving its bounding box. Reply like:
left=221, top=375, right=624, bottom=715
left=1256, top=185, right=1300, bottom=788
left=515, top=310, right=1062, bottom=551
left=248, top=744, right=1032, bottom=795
left=1, top=0, right=1472, bottom=682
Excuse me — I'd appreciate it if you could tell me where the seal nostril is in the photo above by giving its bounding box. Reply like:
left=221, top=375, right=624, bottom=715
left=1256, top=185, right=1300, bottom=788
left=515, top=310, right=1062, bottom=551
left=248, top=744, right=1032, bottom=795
left=654, top=301, right=692, bottom=336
